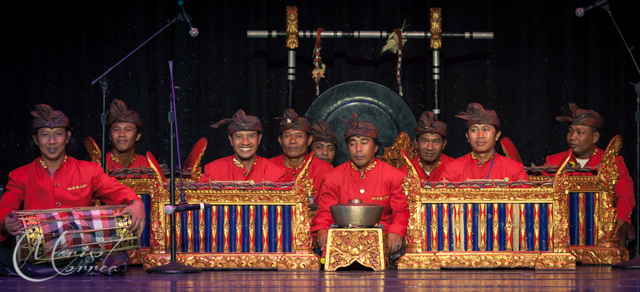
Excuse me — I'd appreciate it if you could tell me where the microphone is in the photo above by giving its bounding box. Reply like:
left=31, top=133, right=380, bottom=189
left=575, top=0, right=608, bottom=17
left=177, top=0, right=199, bottom=37
left=164, top=203, right=211, bottom=215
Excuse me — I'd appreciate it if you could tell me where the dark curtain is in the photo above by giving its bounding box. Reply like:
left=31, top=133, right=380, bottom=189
left=1, top=0, right=639, bottom=185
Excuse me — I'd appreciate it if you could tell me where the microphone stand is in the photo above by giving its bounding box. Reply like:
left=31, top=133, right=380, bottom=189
left=99, top=78, right=108, bottom=171
left=90, top=9, right=194, bottom=168
left=146, top=61, right=200, bottom=274
left=85, top=2, right=199, bottom=273
left=594, top=3, right=640, bottom=269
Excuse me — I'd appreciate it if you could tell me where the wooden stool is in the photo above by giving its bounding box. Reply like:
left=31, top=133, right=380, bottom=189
left=324, top=228, right=388, bottom=271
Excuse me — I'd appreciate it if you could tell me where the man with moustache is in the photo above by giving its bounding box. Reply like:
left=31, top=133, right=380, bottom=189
left=400, top=111, right=453, bottom=181
left=439, top=103, right=528, bottom=182
left=309, top=121, right=338, bottom=165
left=269, top=109, right=333, bottom=201
left=311, top=113, right=409, bottom=256
left=0, top=104, right=145, bottom=276
left=199, top=109, right=286, bottom=183
left=546, top=103, right=635, bottom=237
left=105, top=99, right=150, bottom=171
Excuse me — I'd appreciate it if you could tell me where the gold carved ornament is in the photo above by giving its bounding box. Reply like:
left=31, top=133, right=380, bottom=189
left=145, top=151, right=170, bottom=253
left=286, top=6, right=298, bottom=49
left=430, top=8, right=442, bottom=50
left=400, top=149, right=423, bottom=253
left=183, top=137, right=208, bottom=181
left=84, top=137, right=102, bottom=167
left=324, top=229, right=388, bottom=271
left=595, top=135, right=623, bottom=247
left=551, top=149, right=573, bottom=252
left=398, top=252, right=575, bottom=270
left=292, top=154, right=315, bottom=253
left=378, top=132, right=418, bottom=168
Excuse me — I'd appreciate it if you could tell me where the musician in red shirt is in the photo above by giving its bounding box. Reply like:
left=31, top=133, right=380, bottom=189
left=400, top=111, right=453, bottom=181
left=439, top=103, right=528, bottom=182
left=311, top=113, right=409, bottom=255
left=269, top=110, right=333, bottom=201
left=199, top=109, right=287, bottom=183
left=545, top=103, right=635, bottom=235
left=0, top=104, right=145, bottom=276
left=310, top=121, right=338, bottom=165
left=105, top=99, right=150, bottom=171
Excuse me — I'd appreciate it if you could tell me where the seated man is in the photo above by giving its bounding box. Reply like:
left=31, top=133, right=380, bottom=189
left=199, top=109, right=286, bottom=183
left=439, top=103, right=528, bottom=182
left=310, top=121, right=338, bottom=165
left=401, top=111, right=453, bottom=181
left=0, top=104, right=145, bottom=276
left=269, top=109, right=333, bottom=201
left=106, top=99, right=150, bottom=171
left=311, top=113, right=409, bottom=255
left=546, top=103, right=635, bottom=235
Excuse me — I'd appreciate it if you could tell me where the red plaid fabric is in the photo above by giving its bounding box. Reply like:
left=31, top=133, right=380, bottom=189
left=24, top=208, right=128, bottom=259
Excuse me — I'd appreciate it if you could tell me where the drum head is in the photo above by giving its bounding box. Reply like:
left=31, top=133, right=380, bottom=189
left=305, top=81, right=417, bottom=165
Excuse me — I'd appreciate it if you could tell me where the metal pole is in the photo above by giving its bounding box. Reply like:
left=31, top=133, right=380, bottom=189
left=433, top=50, right=441, bottom=120
left=99, top=78, right=108, bottom=171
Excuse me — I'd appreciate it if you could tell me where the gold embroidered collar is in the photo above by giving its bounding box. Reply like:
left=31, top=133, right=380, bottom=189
left=470, top=151, right=494, bottom=167
left=418, top=157, right=441, bottom=175
left=110, top=153, right=136, bottom=167
left=233, top=157, right=258, bottom=175
left=39, top=155, right=67, bottom=169
left=571, top=148, right=598, bottom=167
left=574, top=148, right=598, bottom=160
left=283, top=157, right=306, bottom=171
left=351, top=160, right=377, bottom=178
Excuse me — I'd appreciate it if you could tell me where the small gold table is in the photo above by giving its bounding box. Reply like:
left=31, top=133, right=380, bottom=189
left=324, top=228, right=388, bottom=271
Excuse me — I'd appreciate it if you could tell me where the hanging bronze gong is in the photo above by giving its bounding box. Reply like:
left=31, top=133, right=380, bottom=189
left=305, top=81, right=417, bottom=166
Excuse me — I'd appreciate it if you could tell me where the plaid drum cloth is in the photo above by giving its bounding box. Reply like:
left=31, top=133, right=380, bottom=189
left=14, top=205, right=139, bottom=265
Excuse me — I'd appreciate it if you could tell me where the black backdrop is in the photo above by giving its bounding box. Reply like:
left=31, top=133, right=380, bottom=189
left=1, top=0, right=639, bottom=185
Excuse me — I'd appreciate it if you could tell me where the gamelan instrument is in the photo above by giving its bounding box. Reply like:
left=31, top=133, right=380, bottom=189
left=14, top=205, right=139, bottom=264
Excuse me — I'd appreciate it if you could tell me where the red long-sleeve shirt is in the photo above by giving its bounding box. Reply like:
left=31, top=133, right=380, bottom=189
left=105, top=151, right=150, bottom=171
left=268, top=154, right=333, bottom=201
left=199, top=155, right=287, bottom=183
left=438, top=153, right=529, bottom=182
left=0, top=157, right=140, bottom=242
left=399, top=154, right=454, bottom=182
left=311, top=158, right=410, bottom=237
left=546, top=148, right=635, bottom=224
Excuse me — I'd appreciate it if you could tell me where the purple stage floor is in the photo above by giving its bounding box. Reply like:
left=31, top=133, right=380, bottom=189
left=1, top=265, right=639, bottom=291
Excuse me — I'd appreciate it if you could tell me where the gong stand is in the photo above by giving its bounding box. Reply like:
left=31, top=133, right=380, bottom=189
left=247, top=6, right=493, bottom=120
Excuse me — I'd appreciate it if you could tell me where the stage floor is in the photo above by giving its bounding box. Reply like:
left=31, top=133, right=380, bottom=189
left=1, top=265, right=639, bottom=291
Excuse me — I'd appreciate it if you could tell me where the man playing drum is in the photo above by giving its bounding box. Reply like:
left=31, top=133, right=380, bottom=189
left=199, top=109, right=287, bottom=183
left=0, top=104, right=146, bottom=276
left=269, top=109, right=333, bottom=201
left=545, top=103, right=635, bottom=240
left=311, top=113, right=409, bottom=256
left=309, top=121, right=338, bottom=165
left=105, top=99, right=151, bottom=171
left=438, top=103, right=529, bottom=182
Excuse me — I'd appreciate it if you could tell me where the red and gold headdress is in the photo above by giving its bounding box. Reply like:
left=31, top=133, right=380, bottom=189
left=415, top=111, right=447, bottom=138
left=343, top=113, right=379, bottom=141
left=455, top=103, right=500, bottom=129
left=211, top=109, right=262, bottom=134
left=275, top=109, right=311, bottom=134
left=31, top=104, right=69, bottom=129
left=108, top=99, right=143, bottom=128
left=555, top=103, right=603, bottom=128
left=310, top=121, right=338, bottom=146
